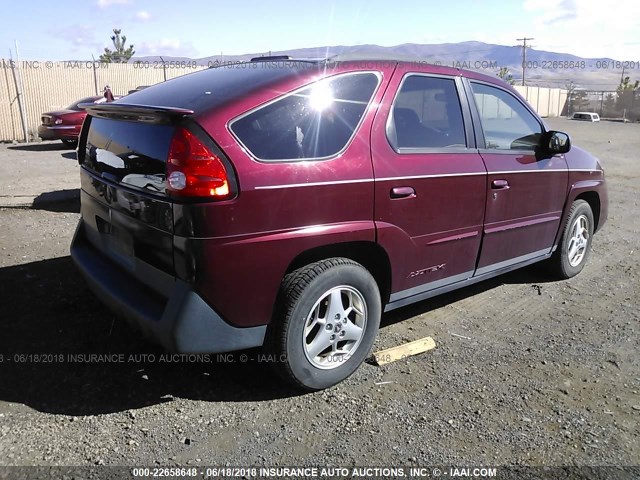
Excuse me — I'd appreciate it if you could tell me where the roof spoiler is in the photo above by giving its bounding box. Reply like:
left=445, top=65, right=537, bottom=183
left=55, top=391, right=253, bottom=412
left=79, top=102, right=194, bottom=122
left=250, top=55, right=292, bottom=62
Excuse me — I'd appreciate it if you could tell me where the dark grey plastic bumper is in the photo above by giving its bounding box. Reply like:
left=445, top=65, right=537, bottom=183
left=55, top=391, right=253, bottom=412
left=70, top=220, right=266, bottom=353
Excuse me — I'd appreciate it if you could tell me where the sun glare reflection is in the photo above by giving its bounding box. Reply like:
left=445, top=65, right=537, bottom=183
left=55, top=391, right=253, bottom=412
left=309, top=83, right=334, bottom=111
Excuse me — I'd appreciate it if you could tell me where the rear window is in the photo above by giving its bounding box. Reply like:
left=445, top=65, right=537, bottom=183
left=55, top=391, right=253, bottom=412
left=122, top=62, right=315, bottom=112
left=67, top=97, right=101, bottom=111
left=573, top=113, right=598, bottom=121
left=230, top=72, right=380, bottom=161
left=82, top=117, right=174, bottom=194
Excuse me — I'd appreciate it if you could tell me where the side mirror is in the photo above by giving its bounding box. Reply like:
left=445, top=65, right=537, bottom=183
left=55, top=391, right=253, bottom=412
left=540, top=130, right=571, bottom=155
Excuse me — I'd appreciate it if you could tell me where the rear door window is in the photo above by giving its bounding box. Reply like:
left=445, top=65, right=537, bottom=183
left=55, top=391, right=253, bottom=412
left=230, top=72, right=380, bottom=161
left=388, top=75, right=467, bottom=149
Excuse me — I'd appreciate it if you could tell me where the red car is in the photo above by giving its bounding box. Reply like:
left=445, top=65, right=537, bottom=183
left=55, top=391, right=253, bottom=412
left=38, top=96, right=117, bottom=147
left=71, top=57, right=608, bottom=390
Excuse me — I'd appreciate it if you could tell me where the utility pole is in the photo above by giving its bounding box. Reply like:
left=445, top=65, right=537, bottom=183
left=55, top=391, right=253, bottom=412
left=159, top=56, right=167, bottom=81
left=517, top=37, right=534, bottom=86
left=91, top=54, right=99, bottom=95
left=11, top=42, right=29, bottom=143
left=567, top=81, right=574, bottom=116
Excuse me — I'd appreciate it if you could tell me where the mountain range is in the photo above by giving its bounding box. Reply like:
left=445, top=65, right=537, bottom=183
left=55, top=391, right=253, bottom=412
left=133, top=41, right=632, bottom=91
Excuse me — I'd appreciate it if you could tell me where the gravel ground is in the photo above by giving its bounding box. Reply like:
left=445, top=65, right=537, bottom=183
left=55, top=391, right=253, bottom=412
left=0, top=119, right=638, bottom=471
left=0, top=142, right=79, bottom=207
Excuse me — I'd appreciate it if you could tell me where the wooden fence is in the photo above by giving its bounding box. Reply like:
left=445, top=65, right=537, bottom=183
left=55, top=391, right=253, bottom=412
left=514, top=85, right=568, bottom=118
left=0, top=60, right=206, bottom=142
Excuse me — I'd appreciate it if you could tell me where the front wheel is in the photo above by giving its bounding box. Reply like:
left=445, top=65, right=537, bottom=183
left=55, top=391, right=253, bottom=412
left=549, top=200, right=594, bottom=279
left=266, top=258, right=381, bottom=391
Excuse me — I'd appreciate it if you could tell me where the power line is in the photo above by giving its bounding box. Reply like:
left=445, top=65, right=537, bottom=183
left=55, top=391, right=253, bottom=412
left=517, top=37, right=534, bottom=86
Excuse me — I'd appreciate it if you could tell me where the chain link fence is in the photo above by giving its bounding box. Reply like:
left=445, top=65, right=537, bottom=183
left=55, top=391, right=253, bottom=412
left=566, top=89, right=640, bottom=121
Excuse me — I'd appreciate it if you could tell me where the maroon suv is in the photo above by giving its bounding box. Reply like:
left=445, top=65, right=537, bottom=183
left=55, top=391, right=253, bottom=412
left=71, top=57, right=608, bottom=390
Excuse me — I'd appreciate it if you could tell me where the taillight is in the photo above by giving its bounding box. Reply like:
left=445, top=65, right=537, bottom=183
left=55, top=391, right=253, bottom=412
left=166, top=127, right=231, bottom=198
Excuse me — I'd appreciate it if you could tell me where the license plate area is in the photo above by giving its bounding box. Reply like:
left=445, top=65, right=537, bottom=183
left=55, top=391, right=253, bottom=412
left=80, top=179, right=175, bottom=277
left=109, top=223, right=134, bottom=261
left=93, top=213, right=135, bottom=271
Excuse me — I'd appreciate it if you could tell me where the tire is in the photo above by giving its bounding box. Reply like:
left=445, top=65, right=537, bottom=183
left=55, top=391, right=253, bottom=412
left=549, top=200, right=594, bottom=279
left=266, top=258, right=381, bottom=391
left=62, top=139, right=78, bottom=148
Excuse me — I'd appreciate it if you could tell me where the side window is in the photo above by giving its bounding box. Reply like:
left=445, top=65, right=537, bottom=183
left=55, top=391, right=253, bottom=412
left=230, top=72, right=379, bottom=161
left=388, top=75, right=466, bottom=149
left=470, top=82, right=542, bottom=151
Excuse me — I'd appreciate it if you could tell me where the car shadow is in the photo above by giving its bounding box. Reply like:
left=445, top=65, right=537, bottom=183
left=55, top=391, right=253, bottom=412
left=0, top=255, right=558, bottom=415
left=8, top=142, right=72, bottom=152
left=0, top=256, right=301, bottom=416
left=381, top=262, right=557, bottom=327
left=61, top=152, right=77, bottom=160
left=31, top=189, right=80, bottom=213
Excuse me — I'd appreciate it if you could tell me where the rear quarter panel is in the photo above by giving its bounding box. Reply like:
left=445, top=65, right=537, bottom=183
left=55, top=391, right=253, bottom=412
left=174, top=63, right=396, bottom=327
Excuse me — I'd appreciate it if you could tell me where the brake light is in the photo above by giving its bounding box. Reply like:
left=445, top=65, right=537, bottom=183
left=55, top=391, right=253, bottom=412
left=166, top=127, right=231, bottom=198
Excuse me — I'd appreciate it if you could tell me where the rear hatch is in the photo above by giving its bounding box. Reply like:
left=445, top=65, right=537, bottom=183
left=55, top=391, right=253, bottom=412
left=77, top=106, right=186, bottom=294
left=77, top=103, right=238, bottom=294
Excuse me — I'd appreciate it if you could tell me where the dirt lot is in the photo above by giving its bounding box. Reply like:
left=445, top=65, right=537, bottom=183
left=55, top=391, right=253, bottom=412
left=0, top=119, right=638, bottom=471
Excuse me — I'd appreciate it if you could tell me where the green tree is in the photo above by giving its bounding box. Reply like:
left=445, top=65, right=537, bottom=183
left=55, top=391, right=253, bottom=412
left=571, top=90, right=589, bottom=111
left=603, top=93, right=616, bottom=116
left=497, top=67, right=514, bottom=85
left=99, top=29, right=135, bottom=63
left=615, top=76, right=639, bottom=113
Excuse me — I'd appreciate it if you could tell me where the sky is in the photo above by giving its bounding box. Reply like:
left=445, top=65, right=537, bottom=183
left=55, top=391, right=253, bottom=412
left=2, top=0, right=639, bottom=61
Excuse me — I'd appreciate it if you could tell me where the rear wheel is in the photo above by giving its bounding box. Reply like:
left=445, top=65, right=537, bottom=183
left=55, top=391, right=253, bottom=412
left=549, top=200, right=594, bottom=279
left=266, top=258, right=381, bottom=391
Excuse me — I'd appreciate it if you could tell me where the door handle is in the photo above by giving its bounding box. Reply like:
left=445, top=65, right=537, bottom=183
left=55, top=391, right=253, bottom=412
left=390, top=186, right=416, bottom=199
left=491, top=179, right=510, bottom=190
